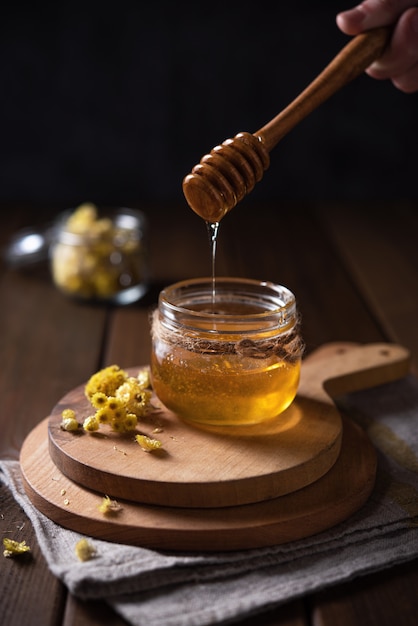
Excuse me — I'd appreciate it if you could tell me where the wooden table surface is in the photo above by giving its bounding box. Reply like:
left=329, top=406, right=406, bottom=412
left=1, top=200, right=418, bottom=625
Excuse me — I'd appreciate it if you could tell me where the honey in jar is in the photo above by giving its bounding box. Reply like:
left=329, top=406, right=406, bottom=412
left=151, top=277, right=304, bottom=426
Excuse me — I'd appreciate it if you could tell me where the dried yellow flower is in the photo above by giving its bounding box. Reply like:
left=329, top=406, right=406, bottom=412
left=3, top=538, right=31, bottom=558
left=83, top=416, right=99, bottom=432
left=61, top=417, right=80, bottom=431
left=98, top=495, right=122, bottom=515
left=95, top=407, right=111, bottom=424
left=65, top=202, right=97, bottom=233
left=85, top=364, right=128, bottom=400
left=60, top=408, right=80, bottom=431
left=106, top=396, right=126, bottom=418
left=90, top=391, right=108, bottom=409
left=116, top=378, right=152, bottom=418
left=137, top=368, right=151, bottom=389
left=75, top=538, right=97, bottom=562
left=135, top=434, right=163, bottom=452
left=122, top=413, right=138, bottom=431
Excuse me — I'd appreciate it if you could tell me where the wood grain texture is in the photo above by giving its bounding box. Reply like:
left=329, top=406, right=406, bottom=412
left=312, top=559, right=418, bottom=626
left=315, top=202, right=418, bottom=374
left=47, top=383, right=342, bottom=509
left=0, top=482, right=67, bottom=625
left=45, top=342, right=409, bottom=509
left=20, top=413, right=375, bottom=551
left=19, top=342, right=410, bottom=551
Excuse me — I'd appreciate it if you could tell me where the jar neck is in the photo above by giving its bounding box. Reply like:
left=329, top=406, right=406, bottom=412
left=151, top=309, right=304, bottom=362
left=156, top=277, right=298, bottom=338
left=151, top=278, right=305, bottom=365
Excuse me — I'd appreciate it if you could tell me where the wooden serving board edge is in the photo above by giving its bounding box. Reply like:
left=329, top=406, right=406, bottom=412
left=20, top=415, right=376, bottom=552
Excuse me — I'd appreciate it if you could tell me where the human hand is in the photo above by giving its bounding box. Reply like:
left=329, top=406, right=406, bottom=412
left=336, top=0, right=418, bottom=93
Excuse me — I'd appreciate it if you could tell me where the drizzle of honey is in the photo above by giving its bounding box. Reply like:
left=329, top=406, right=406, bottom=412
left=207, top=220, right=219, bottom=307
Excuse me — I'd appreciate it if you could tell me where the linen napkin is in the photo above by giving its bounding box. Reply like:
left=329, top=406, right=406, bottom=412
left=2, top=374, right=418, bottom=626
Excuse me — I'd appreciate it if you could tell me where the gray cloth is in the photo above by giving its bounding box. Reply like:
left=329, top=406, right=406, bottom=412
left=2, top=375, right=418, bottom=626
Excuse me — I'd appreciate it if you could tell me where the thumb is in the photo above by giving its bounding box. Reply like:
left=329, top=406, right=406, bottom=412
left=336, top=0, right=417, bottom=35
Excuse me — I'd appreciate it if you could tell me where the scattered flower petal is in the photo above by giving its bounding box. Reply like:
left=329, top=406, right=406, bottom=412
left=3, top=538, right=31, bottom=558
left=75, top=538, right=97, bottom=562
left=135, top=434, right=163, bottom=452
left=98, top=495, right=122, bottom=515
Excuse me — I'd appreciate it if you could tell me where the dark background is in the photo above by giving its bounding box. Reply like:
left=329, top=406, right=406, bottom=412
left=1, top=0, right=417, bottom=215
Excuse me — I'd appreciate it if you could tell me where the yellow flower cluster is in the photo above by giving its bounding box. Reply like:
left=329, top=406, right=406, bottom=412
left=85, top=364, right=128, bottom=399
left=61, top=365, right=153, bottom=434
left=51, top=203, right=145, bottom=300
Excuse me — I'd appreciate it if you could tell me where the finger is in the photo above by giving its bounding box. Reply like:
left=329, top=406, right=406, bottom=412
left=336, top=0, right=418, bottom=35
left=366, top=8, right=418, bottom=77
left=391, top=61, right=418, bottom=92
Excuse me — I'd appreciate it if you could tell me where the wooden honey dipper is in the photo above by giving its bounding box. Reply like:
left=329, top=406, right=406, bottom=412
left=182, top=26, right=391, bottom=223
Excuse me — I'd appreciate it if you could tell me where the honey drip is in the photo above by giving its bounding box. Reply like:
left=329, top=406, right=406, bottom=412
left=206, top=220, right=220, bottom=307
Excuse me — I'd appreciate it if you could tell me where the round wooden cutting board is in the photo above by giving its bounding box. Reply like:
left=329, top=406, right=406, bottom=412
left=45, top=342, right=410, bottom=509
left=21, top=414, right=376, bottom=551
left=19, top=342, right=410, bottom=551
left=47, top=386, right=343, bottom=509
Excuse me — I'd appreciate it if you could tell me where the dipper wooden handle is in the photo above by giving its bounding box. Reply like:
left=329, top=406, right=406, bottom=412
left=183, top=26, right=391, bottom=223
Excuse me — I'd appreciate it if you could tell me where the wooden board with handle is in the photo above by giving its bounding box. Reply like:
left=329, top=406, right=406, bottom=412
left=20, top=342, right=411, bottom=551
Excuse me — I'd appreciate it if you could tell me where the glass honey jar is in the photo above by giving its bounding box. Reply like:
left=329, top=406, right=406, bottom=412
left=151, top=277, right=304, bottom=426
left=50, top=203, right=149, bottom=304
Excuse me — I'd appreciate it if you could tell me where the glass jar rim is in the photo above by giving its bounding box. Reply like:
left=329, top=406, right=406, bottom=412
left=55, top=206, right=147, bottom=245
left=158, top=276, right=297, bottom=334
